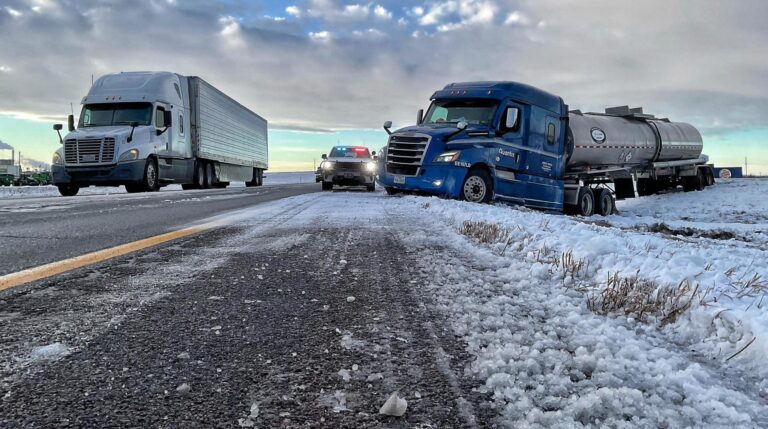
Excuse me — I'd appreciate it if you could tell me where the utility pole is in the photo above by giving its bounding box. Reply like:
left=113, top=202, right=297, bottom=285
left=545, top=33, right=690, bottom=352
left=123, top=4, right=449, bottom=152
left=745, top=157, right=748, bottom=176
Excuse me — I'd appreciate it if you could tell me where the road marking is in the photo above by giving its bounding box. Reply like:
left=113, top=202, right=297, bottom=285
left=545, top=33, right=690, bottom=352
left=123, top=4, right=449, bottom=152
left=0, top=225, right=212, bottom=292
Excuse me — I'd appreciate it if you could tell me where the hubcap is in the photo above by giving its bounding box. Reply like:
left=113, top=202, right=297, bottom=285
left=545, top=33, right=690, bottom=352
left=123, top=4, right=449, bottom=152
left=463, top=176, right=487, bottom=202
left=581, top=194, right=593, bottom=215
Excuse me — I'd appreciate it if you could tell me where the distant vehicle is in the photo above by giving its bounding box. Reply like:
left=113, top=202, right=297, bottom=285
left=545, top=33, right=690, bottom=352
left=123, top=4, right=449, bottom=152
left=315, top=165, right=322, bottom=183
left=379, top=81, right=714, bottom=216
left=13, top=174, right=41, bottom=186
left=0, top=173, right=14, bottom=186
left=31, top=172, right=52, bottom=185
left=51, top=71, right=268, bottom=197
left=319, top=146, right=377, bottom=192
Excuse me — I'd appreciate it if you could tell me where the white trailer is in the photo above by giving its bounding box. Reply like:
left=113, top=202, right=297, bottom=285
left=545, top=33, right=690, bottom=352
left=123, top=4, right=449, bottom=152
left=51, top=72, right=268, bottom=196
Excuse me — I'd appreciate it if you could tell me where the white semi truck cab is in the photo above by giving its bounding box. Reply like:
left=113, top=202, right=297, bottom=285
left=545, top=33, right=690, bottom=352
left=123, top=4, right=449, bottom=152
left=52, top=71, right=268, bottom=196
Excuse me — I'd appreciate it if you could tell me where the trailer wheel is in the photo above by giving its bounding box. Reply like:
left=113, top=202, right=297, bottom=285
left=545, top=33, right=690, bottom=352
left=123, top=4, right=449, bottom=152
left=322, top=181, right=333, bottom=191
left=695, top=169, right=705, bottom=191
left=576, top=187, right=595, bottom=216
left=595, top=188, right=615, bottom=216
left=195, top=162, right=206, bottom=189
left=57, top=184, right=79, bottom=197
left=461, top=168, right=493, bottom=203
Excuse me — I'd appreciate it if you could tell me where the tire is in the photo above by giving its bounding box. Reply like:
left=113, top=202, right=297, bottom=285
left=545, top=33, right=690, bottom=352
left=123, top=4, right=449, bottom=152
left=322, top=181, right=333, bottom=191
left=576, top=187, right=595, bottom=216
left=461, top=168, right=493, bottom=203
left=245, top=168, right=262, bottom=187
left=125, top=184, right=143, bottom=193
left=194, top=162, right=206, bottom=189
left=57, top=184, right=79, bottom=196
left=142, top=158, right=160, bottom=192
left=595, top=188, right=615, bottom=216
left=705, top=169, right=715, bottom=187
left=695, top=169, right=705, bottom=191
left=384, top=186, right=401, bottom=195
left=204, top=163, right=213, bottom=189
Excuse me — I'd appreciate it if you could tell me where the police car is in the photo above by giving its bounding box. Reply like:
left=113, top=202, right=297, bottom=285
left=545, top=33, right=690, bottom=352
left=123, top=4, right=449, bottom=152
left=319, top=146, right=377, bottom=191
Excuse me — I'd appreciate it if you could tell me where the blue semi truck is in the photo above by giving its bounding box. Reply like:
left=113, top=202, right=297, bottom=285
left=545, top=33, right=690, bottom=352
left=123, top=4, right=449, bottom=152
left=377, top=81, right=713, bottom=216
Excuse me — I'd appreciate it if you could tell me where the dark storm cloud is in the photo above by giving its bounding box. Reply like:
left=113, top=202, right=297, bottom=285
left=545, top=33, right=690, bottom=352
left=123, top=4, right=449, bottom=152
left=0, top=0, right=766, bottom=134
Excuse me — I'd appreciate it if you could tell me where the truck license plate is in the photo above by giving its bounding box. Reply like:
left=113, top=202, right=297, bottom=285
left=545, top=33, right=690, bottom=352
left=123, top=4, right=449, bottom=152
left=82, top=154, right=96, bottom=162
left=394, top=175, right=405, bottom=184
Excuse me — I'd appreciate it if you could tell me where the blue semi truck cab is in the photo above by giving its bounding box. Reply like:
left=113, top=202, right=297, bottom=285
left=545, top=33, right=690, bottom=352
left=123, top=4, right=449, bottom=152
left=377, top=81, right=711, bottom=215
left=378, top=81, right=568, bottom=211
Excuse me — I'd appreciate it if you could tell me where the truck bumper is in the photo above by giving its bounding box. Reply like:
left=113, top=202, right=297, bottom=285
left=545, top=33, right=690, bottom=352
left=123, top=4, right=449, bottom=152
left=52, top=160, right=146, bottom=186
left=377, top=164, right=464, bottom=198
left=323, top=172, right=375, bottom=186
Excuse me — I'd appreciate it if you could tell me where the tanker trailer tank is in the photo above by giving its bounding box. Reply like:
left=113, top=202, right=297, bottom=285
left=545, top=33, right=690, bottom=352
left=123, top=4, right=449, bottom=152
left=565, top=107, right=703, bottom=173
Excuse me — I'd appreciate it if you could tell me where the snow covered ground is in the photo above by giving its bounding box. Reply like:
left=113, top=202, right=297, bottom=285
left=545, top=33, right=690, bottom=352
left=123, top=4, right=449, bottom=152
left=206, top=178, right=768, bottom=427
left=0, top=171, right=315, bottom=199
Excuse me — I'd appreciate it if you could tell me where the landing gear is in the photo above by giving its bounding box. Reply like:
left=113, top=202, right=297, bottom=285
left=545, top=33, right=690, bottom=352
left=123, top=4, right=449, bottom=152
left=245, top=168, right=263, bottom=187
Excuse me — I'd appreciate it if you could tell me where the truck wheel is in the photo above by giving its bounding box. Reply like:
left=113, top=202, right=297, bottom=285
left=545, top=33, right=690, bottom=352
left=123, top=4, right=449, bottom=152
left=461, top=168, right=493, bottom=203
left=595, top=188, right=615, bottom=216
left=205, top=163, right=214, bottom=189
left=57, top=184, right=79, bottom=197
left=576, top=187, right=595, bottom=216
left=366, top=183, right=376, bottom=192
left=322, top=181, right=333, bottom=191
left=142, top=158, right=160, bottom=192
left=195, top=162, right=206, bottom=189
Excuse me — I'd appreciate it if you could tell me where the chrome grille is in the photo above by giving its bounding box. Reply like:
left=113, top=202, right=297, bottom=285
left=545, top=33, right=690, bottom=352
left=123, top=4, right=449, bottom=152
left=64, top=138, right=117, bottom=164
left=386, top=134, right=430, bottom=176
left=336, top=161, right=366, bottom=172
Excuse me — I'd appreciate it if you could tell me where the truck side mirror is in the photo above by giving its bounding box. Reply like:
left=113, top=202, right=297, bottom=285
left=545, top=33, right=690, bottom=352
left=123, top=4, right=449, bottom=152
left=53, top=124, right=63, bottom=144
left=321, top=154, right=327, bottom=160
left=505, top=107, right=519, bottom=130
left=67, top=114, right=75, bottom=132
left=164, top=110, right=173, bottom=127
left=383, top=121, right=392, bottom=135
left=371, top=151, right=376, bottom=157
left=417, top=109, right=424, bottom=125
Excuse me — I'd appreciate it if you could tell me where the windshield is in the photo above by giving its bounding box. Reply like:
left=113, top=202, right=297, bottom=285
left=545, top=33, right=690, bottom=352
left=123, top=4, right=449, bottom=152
left=329, top=146, right=371, bottom=159
left=79, top=103, right=153, bottom=127
left=424, top=99, right=498, bottom=126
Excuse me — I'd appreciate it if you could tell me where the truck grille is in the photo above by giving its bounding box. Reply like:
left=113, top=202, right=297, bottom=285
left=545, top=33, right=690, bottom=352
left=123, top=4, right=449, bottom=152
left=386, top=134, right=430, bottom=176
left=335, top=161, right=367, bottom=172
left=64, top=138, right=116, bottom=164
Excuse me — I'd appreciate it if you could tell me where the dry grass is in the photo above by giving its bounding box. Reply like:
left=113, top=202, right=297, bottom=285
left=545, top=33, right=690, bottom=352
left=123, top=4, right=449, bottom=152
left=587, top=271, right=707, bottom=326
left=458, top=220, right=505, bottom=244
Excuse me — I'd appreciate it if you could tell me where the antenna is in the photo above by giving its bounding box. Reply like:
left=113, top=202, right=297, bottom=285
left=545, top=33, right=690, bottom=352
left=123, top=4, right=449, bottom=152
left=91, top=74, right=94, bottom=85
left=70, top=102, right=74, bottom=116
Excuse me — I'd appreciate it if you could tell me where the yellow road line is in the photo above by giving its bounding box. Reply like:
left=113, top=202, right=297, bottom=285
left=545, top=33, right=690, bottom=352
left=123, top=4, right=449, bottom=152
left=0, top=225, right=212, bottom=292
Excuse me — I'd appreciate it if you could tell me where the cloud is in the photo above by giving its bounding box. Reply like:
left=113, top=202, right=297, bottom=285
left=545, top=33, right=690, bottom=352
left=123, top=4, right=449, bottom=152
left=373, top=5, right=392, bottom=20
left=0, top=0, right=766, bottom=139
left=0, top=139, right=13, bottom=150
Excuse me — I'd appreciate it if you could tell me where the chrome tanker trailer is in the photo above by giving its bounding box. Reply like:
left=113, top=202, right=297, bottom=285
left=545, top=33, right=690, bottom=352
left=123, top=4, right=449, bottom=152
left=378, top=81, right=713, bottom=216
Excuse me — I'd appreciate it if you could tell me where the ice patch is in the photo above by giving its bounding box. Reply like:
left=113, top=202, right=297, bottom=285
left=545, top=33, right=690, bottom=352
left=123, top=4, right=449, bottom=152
left=29, top=343, right=70, bottom=360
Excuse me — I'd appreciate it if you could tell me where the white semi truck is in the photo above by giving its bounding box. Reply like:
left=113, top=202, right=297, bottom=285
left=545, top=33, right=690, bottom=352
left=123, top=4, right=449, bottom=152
left=51, top=71, right=267, bottom=196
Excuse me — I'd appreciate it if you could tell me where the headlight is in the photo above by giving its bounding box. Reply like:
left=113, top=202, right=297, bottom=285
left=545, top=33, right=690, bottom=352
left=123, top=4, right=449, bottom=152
left=434, top=151, right=461, bottom=163
left=52, top=152, right=62, bottom=165
left=365, top=162, right=376, bottom=172
left=322, top=161, right=334, bottom=171
left=118, top=148, right=140, bottom=162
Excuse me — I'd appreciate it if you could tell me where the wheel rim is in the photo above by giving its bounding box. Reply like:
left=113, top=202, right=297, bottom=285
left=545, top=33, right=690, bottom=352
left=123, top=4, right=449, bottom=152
left=581, top=193, right=593, bottom=215
left=463, top=176, right=487, bottom=202
left=147, top=163, right=157, bottom=188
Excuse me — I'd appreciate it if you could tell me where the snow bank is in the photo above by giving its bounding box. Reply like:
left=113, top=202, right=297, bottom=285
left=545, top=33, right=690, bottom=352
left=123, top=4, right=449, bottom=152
left=0, top=171, right=315, bottom=200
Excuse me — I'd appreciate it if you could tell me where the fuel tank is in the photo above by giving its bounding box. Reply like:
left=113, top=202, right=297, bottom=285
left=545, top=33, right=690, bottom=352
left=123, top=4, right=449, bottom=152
left=566, top=107, right=703, bottom=171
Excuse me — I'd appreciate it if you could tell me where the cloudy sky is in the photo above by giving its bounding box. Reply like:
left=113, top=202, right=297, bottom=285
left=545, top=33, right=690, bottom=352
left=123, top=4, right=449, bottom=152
left=1, top=0, right=767, bottom=172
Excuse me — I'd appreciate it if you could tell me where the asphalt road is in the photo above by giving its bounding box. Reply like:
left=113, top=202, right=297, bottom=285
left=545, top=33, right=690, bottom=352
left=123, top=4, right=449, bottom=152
left=0, top=184, right=320, bottom=276
left=0, top=203, right=491, bottom=427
